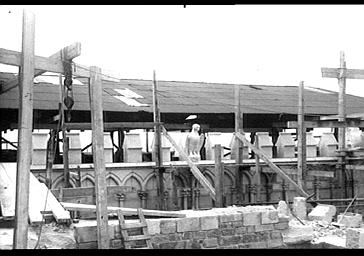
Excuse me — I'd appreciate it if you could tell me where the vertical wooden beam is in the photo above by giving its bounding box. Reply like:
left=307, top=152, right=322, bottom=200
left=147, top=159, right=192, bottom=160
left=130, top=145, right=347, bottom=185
left=234, top=84, right=243, bottom=204
left=13, top=9, right=35, bottom=249
left=152, top=71, right=165, bottom=210
left=297, top=81, right=306, bottom=189
left=254, top=134, right=261, bottom=202
left=338, top=51, right=346, bottom=198
left=60, top=74, right=70, bottom=187
left=89, top=66, right=109, bottom=249
left=214, top=144, right=224, bottom=207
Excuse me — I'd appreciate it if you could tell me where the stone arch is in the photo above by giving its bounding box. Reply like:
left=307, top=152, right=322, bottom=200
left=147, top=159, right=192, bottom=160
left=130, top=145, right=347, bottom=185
left=106, top=172, right=122, bottom=186
left=81, top=173, right=95, bottom=187
left=173, top=173, right=188, bottom=188
left=52, top=175, right=77, bottom=189
left=223, top=169, right=235, bottom=187
left=144, top=173, right=159, bottom=210
left=121, top=172, right=143, bottom=192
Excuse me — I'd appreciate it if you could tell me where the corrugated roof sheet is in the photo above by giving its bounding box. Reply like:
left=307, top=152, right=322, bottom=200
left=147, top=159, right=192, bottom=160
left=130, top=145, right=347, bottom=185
left=1, top=75, right=364, bottom=116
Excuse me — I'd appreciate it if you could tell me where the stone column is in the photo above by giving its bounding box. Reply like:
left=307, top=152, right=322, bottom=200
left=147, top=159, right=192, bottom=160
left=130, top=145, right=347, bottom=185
left=138, top=191, right=148, bottom=209
left=194, top=188, right=201, bottom=209
left=282, top=182, right=289, bottom=202
left=313, top=178, right=320, bottom=200
left=329, top=179, right=335, bottom=199
left=182, top=188, right=189, bottom=210
left=115, top=193, right=126, bottom=208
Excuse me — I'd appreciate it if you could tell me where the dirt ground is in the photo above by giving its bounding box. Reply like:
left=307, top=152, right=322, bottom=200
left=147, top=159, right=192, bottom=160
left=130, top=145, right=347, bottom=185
left=0, top=222, right=76, bottom=249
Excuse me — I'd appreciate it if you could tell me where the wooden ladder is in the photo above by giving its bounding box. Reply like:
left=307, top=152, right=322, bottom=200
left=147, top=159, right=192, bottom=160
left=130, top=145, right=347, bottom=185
left=117, top=208, right=153, bottom=249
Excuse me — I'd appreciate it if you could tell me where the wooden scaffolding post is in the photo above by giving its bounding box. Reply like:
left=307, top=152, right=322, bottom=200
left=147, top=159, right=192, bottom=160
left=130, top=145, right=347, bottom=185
left=89, top=66, right=109, bottom=249
left=214, top=144, right=224, bottom=207
left=60, top=74, right=70, bottom=188
left=152, top=71, right=165, bottom=210
left=234, top=84, right=244, bottom=204
left=253, top=134, right=261, bottom=202
left=297, top=81, right=306, bottom=189
left=13, top=9, right=35, bottom=249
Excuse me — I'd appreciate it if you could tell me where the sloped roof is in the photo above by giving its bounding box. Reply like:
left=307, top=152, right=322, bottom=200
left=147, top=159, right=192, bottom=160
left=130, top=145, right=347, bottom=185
left=1, top=74, right=364, bottom=116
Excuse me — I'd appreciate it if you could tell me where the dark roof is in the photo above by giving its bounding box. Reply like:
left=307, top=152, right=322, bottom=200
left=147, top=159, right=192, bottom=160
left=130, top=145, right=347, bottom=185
left=2, top=74, right=364, bottom=116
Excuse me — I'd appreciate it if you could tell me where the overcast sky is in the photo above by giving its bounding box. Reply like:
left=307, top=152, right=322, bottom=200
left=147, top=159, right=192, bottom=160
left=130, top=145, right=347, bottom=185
left=2, top=5, right=364, bottom=96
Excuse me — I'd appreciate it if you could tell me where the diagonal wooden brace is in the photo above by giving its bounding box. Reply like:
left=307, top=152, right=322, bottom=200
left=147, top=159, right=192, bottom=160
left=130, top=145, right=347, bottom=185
left=161, top=125, right=216, bottom=201
left=234, top=131, right=309, bottom=198
left=0, top=42, right=81, bottom=94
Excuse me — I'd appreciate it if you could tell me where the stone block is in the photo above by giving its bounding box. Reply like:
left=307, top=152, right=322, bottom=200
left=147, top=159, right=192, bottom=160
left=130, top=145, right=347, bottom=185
left=308, top=204, right=336, bottom=223
left=151, top=234, right=170, bottom=244
left=103, top=133, right=113, bottom=163
left=32, top=132, right=48, bottom=165
left=346, top=228, right=364, bottom=248
left=230, top=134, right=249, bottom=160
left=267, top=238, right=283, bottom=248
left=277, top=200, right=291, bottom=217
left=221, top=228, right=235, bottom=236
left=261, top=209, right=279, bottom=224
left=276, top=132, right=295, bottom=158
left=254, top=224, right=274, bottom=232
left=110, top=239, right=123, bottom=248
left=146, top=219, right=161, bottom=235
left=185, top=239, right=202, bottom=249
left=270, top=230, right=283, bottom=240
left=306, top=132, right=318, bottom=158
left=159, top=241, right=186, bottom=249
left=292, top=197, right=307, bottom=220
left=282, top=222, right=314, bottom=245
left=274, top=221, right=289, bottom=230
left=168, top=233, right=183, bottom=241
left=203, top=238, right=218, bottom=248
left=318, top=132, right=338, bottom=157
left=160, top=219, right=177, bottom=234
left=255, top=132, right=273, bottom=158
left=219, top=235, right=241, bottom=246
left=247, top=241, right=268, bottom=248
left=176, top=217, right=200, bottom=232
left=200, top=215, right=219, bottom=230
left=192, top=231, right=207, bottom=239
left=66, top=132, right=82, bottom=164
left=123, top=133, right=142, bottom=163
left=337, top=213, right=362, bottom=228
left=218, top=213, right=242, bottom=223
left=242, top=211, right=261, bottom=226
left=235, top=226, right=247, bottom=234
left=206, top=229, right=221, bottom=238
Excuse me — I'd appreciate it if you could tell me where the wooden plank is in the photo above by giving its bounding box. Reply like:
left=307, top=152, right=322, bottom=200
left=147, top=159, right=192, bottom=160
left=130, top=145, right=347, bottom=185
left=124, top=234, right=150, bottom=242
left=152, top=71, right=164, bottom=210
left=234, top=132, right=309, bottom=197
left=234, top=84, right=243, bottom=204
left=0, top=42, right=81, bottom=94
left=287, top=120, right=364, bottom=128
left=322, top=67, right=364, bottom=79
left=138, top=208, right=153, bottom=248
left=297, top=81, right=306, bottom=188
left=214, top=144, right=224, bottom=207
left=13, top=10, right=35, bottom=249
left=338, top=51, right=346, bottom=151
left=161, top=125, right=216, bottom=200
left=307, top=170, right=335, bottom=178
left=62, top=202, right=186, bottom=218
left=117, top=210, right=130, bottom=249
left=89, top=66, right=109, bottom=249
left=253, top=133, right=261, bottom=202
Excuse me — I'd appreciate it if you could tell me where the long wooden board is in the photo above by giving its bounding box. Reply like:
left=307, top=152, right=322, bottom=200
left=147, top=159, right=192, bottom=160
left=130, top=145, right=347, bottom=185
left=61, top=202, right=186, bottom=218
left=234, top=132, right=309, bottom=197
left=160, top=125, right=216, bottom=201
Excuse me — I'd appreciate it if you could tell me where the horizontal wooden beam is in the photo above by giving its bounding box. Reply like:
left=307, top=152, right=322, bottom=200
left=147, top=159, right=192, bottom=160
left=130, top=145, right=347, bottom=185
left=322, top=67, right=364, bottom=79
left=307, top=170, right=335, bottom=178
left=61, top=202, right=186, bottom=218
left=287, top=120, right=364, bottom=128
left=0, top=43, right=81, bottom=94
left=234, top=131, right=309, bottom=197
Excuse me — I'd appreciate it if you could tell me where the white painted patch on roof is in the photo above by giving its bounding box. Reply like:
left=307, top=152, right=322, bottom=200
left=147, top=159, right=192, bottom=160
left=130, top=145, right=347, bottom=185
left=114, top=88, right=143, bottom=99
left=113, top=95, right=148, bottom=107
left=306, top=87, right=333, bottom=94
left=34, top=76, right=83, bottom=85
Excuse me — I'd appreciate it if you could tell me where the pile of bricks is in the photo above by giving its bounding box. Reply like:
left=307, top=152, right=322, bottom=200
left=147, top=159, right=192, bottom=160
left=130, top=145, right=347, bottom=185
left=73, top=206, right=290, bottom=249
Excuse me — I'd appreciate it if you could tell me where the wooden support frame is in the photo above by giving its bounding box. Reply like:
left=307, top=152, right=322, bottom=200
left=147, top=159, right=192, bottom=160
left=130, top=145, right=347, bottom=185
left=253, top=133, right=261, bottom=203
left=88, top=66, right=109, bottom=249
left=13, top=9, right=35, bottom=249
left=297, top=81, right=306, bottom=189
left=234, top=84, right=244, bottom=204
left=214, top=144, right=224, bottom=207
left=287, top=119, right=364, bottom=129
left=234, top=132, right=309, bottom=197
left=152, top=71, right=165, bottom=210
left=161, top=125, right=216, bottom=200
left=0, top=42, right=81, bottom=94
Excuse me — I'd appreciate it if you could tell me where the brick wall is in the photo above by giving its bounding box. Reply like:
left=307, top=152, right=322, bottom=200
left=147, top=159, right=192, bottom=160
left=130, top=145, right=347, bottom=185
left=74, top=205, right=289, bottom=249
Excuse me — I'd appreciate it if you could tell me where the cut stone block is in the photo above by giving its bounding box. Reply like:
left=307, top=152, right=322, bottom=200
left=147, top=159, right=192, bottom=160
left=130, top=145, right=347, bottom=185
left=337, top=213, right=362, bottom=228
left=318, top=132, right=338, bottom=157
left=103, top=133, right=113, bottom=163
left=32, top=132, right=48, bottom=165
left=292, top=197, right=307, bottom=220
left=200, top=216, right=219, bottom=230
left=123, top=133, right=142, bottom=163
left=229, top=134, right=249, bottom=160
left=255, top=132, right=273, bottom=158
left=146, top=219, right=161, bottom=235
left=152, top=134, right=171, bottom=162
left=308, top=204, right=336, bottom=223
left=346, top=228, right=364, bottom=248
left=242, top=211, right=261, bottom=226
left=66, top=132, right=82, bottom=164
left=205, top=132, right=225, bottom=160
left=176, top=217, right=200, bottom=232
left=160, top=219, right=177, bottom=234
left=277, top=200, right=291, bottom=217
left=282, top=221, right=314, bottom=244
left=276, top=132, right=295, bottom=158
left=306, top=132, right=318, bottom=158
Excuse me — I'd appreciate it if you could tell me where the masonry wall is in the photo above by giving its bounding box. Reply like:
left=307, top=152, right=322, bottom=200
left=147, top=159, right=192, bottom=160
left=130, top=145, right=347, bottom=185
left=73, top=206, right=289, bottom=249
